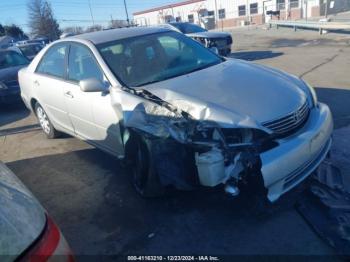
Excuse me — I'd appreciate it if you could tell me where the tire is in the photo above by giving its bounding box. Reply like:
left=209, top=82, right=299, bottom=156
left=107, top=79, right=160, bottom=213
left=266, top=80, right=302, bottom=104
left=35, top=103, right=61, bottom=139
left=125, top=132, right=165, bottom=198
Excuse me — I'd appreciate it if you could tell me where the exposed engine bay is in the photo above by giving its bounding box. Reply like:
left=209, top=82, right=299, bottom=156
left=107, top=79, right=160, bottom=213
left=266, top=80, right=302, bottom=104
left=113, top=86, right=277, bottom=198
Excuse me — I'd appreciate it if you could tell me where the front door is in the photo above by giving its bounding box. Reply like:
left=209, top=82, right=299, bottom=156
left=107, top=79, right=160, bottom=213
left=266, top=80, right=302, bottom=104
left=64, top=43, right=123, bottom=156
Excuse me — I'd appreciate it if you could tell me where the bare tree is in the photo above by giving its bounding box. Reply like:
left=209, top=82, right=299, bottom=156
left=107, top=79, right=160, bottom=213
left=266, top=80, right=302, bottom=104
left=0, top=24, right=5, bottom=36
left=27, top=0, right=61, bottom=40
left=4, top=24, right=26, bottom=40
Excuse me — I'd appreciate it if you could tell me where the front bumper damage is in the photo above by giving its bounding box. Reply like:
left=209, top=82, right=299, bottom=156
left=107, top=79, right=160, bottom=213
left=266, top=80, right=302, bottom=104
left=111, top=86, right=333, bottom=202
left=261, top=103, right=333, bottom=202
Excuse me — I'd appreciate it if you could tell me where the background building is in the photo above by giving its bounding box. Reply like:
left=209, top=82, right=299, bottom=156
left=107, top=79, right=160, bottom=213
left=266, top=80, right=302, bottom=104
left=133, top=0, right=350, bottom=29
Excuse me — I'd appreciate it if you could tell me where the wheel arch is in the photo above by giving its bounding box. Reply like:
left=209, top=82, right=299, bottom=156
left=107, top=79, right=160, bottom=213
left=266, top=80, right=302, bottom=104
left=30, top=98, right=39, bottom=114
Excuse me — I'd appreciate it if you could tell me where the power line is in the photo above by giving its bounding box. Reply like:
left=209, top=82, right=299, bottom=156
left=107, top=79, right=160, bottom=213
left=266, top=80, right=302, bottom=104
left=59, top=19, right=110, bottom=22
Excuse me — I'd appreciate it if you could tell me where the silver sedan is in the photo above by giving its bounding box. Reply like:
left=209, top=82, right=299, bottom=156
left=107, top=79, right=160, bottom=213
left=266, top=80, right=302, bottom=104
left=18, top=27, right=333, bottom=202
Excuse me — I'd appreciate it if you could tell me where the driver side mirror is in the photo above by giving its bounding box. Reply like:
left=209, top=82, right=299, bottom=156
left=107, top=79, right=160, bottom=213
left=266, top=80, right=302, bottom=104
left=79, top=78, right=107, bottom=92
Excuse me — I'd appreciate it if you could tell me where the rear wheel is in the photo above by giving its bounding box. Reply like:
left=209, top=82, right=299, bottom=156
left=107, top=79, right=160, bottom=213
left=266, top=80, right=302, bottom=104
left=126, top=132, right=165, bottom=197
left=35, top=103, right=61, bottom=139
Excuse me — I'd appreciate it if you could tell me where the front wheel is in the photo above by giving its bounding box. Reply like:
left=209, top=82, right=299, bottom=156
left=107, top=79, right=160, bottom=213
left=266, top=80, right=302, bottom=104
left=35, top=103, right=61, bottom=139
left=126, top=132, right=165, bottom=197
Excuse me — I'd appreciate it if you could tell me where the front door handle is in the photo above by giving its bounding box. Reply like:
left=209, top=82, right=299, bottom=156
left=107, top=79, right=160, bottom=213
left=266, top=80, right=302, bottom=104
left=64, top=91, right=74, bottom=98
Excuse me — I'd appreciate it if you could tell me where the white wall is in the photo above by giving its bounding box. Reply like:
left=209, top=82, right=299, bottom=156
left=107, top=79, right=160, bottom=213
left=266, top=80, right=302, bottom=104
left=306, top=0, right=320, bottom=18
left=133, top=0, right=321, bottom=26
left=134, top=1, right=207, bottom=26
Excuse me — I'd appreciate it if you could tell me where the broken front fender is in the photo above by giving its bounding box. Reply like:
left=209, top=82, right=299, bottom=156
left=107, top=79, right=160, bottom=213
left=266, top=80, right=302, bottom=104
left=110, top=85, right=270, bottom=143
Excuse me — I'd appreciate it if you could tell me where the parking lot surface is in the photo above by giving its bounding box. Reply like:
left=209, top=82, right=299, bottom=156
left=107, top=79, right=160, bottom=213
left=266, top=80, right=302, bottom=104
left=1, top=27, right=350, bottom=260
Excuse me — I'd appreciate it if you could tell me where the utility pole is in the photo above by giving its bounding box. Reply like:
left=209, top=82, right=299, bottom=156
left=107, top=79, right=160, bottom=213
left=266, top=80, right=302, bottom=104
left=247, top=0, right=250, bottom=24
left=214, top=0, right=218, bottom=29
left=123, top=0, right=130, bottom=26
left=305, top=0, right=308, bottom=21
left=325, top=0, right=328, bottom=18
left=262, top=0, right=268, bottom=24
left=88, top=0, right=95, bottom=25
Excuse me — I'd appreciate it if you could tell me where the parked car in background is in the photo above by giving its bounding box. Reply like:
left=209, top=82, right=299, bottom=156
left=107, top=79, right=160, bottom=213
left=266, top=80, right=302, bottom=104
left=11, top=43, right=44, bottom=60
left=15, top=40, right=28, bottom=46
left=0, top=50, right=29, bottom=104
left=28, top=37, right=50, bottom=46
left=19, top=27, right=332, bottom=202
left=161, top=22, right=233, bottom=56
left=0, top=161, right=74, bottom=261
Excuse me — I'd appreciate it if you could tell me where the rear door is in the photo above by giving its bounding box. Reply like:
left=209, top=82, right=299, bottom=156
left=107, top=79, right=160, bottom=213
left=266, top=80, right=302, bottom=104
left=34, top=43, right=73, bottom=133
left=63, top=43, right=122, bottom=156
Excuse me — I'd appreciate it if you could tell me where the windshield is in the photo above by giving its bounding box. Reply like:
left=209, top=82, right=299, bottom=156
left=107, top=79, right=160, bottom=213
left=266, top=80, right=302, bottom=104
left=0, top=51, right=29, bottom=69
left=19, top=44, right=43, bottom=58
left=98, top=31, right=221, bottom=87
left=170, top=23, right=207, bottom=34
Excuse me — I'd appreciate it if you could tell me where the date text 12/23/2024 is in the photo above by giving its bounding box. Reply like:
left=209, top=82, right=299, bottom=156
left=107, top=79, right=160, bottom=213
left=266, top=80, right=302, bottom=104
left=127, top=256, right=220, bottom=261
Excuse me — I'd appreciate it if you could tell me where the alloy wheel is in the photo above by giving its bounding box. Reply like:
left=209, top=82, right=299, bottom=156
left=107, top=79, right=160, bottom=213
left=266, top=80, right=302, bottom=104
left=36, top=106, right=51, bottom=135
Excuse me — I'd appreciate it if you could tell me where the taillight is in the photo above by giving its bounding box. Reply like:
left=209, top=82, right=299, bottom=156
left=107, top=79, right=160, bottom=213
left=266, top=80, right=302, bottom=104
left=19, top=215, right=75, bottom=262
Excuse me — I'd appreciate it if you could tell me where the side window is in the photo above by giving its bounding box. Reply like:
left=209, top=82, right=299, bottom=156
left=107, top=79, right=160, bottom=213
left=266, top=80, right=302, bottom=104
left=36, top=44, right=67, bottom=78
left=68, top=44, right=104, bottom=82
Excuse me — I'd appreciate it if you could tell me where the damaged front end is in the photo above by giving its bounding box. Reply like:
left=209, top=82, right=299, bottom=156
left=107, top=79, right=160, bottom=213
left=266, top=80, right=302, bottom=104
left=111, top=86, right=277, bottom=198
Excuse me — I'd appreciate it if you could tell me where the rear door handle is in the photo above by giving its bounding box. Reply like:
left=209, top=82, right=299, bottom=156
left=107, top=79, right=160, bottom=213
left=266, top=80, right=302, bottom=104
left=33, top=80, right=40, bottom=86
left=64, top=91, right=74, bottom=98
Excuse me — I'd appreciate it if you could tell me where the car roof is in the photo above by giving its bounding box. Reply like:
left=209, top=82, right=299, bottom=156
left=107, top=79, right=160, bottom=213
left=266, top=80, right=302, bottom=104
left=69, top=26, right=171, bottom=45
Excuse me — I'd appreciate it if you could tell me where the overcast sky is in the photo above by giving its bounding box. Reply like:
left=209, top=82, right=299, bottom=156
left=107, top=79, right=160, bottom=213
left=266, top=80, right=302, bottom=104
left=0, top=0, right=177, bottom=33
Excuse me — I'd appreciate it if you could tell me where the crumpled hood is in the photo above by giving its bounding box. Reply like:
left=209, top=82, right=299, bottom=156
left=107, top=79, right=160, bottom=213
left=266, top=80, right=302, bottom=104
left=187, top=31, right=231, bottom=39
left=0, top=162, right=46, bottom=259
left=140, top=59, right=307, bottom=128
